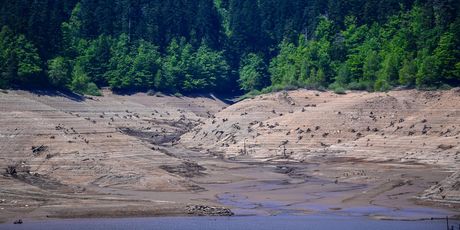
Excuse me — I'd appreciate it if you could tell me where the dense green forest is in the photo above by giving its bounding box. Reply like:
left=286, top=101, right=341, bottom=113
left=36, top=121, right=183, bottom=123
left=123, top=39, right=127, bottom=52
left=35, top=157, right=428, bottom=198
left=0, top=0, right=459, bottom=95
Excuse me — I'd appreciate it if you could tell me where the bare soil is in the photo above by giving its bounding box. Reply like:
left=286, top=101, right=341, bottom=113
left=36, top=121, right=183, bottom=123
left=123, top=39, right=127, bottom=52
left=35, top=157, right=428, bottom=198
left=0, top=89, right=459, bottom=223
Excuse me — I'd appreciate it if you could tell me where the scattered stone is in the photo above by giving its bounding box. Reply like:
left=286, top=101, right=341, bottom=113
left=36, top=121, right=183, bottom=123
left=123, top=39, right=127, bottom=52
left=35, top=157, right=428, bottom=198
left=31, top=145, right=48, bottom=155
left=13, top=219, right=23, bottom=224
left=186, top=205, right=233, bottom=216
left=438, top=144, right=454, bottom=150
left=5, top=165, right=17, bottom=176
left=231, top=124, right=241, bottom=130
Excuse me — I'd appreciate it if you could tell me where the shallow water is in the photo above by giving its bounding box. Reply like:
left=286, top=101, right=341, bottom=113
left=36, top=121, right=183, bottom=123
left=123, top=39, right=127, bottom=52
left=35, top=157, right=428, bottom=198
left=1, top=215, right=459, bottom=230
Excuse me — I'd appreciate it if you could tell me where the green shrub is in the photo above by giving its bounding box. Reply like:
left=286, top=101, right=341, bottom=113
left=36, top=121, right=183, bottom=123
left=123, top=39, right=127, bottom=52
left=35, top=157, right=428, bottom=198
left=69, top=66, right=101, bottom=96
left=374, top=79, right=392, bottom=92
left=85, top=82, right=102, bottom=96
left=269, top=84, right=300, bottom=92
left=333, top=86, right=346, bottom=94
left=439, top=84, right=452, bottom=90
left=47, top=56, right=71, bottom=87
left=347, top=81, right=371, bottom=91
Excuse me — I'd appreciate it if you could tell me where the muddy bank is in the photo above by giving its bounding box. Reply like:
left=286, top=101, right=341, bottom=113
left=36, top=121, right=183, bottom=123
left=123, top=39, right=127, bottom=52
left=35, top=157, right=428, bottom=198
left=0, top=89, right=459, bottom=223
left=160, top=162, right=207, bottom=178
left=180, top=88, right=460, bottom=203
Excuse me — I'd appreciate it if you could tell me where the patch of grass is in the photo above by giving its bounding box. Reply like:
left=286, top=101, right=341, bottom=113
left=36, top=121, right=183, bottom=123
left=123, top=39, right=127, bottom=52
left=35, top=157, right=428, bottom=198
left=237, top=90, right=261, bottom=101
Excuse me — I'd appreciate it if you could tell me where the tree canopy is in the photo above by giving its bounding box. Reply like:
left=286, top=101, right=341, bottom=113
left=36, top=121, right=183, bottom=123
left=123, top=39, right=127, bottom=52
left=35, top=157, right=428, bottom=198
left=0, top=0, right=459, bottom=94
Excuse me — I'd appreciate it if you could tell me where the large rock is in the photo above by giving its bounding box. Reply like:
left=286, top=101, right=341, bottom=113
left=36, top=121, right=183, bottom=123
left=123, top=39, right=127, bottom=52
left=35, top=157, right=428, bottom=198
left=186, top=205, right=234, bottom=216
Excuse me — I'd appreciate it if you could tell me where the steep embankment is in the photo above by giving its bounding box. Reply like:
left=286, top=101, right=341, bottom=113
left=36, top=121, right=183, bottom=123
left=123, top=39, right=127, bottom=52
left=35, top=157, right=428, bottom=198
left=0, top=90, right=228, bottom=220
left=180, top=89, right=460, bottom=203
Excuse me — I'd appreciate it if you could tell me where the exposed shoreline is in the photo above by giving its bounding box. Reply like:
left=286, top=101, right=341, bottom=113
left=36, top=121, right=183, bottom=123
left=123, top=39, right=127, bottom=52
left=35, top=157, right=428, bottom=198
left=1, top=89, right=459, bottom=224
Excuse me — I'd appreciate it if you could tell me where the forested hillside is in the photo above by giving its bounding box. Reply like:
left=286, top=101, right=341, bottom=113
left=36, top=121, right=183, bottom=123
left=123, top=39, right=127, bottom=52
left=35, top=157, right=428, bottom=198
left=0, top=0, right=459, bottom=95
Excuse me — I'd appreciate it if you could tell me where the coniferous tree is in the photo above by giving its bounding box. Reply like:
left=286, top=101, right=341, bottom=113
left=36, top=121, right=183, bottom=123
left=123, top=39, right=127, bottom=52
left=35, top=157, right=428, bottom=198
left=47, top=56, right=71, bottom=87
left=239, top=53, right=268, bottom=91
left=0, top=0, right=459, bottom=93
left=0, top=26, right=41, bottom=87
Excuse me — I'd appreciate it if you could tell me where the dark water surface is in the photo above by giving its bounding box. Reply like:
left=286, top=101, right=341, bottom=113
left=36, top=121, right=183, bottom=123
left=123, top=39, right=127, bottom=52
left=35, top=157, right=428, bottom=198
left=1, top=215, right=459, bottom=230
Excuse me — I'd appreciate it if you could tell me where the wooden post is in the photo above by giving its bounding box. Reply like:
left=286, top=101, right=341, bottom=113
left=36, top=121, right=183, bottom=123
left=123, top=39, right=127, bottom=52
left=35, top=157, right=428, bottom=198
left=283, top=144, right=286, bottom=158
left=446, top=216, right=449, bottom=230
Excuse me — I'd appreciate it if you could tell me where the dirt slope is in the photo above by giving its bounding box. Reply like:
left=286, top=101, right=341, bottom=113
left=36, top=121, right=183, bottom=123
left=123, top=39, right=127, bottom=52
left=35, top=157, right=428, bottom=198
left=0, top=88, right=459, bottom=222
left=0, top=90, right=228, bottom=221
left=180, top=89, right=460, bottom=202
